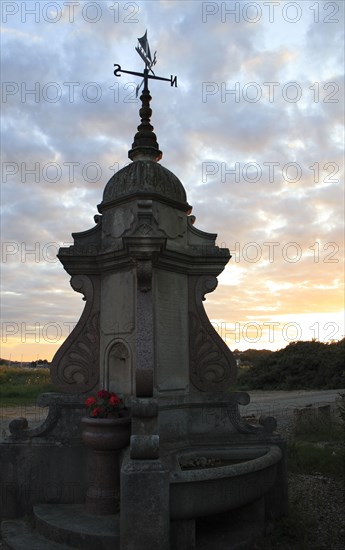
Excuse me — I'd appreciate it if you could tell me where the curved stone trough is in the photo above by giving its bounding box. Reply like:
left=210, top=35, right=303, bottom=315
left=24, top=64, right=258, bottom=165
left=170, top=445, right=282, bottom=520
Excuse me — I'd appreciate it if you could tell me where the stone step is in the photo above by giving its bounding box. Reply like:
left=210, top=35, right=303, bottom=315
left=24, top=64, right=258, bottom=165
left=33, top=504, right=120, bottom=549
left=2, top=505, right=263, bottom=550
left=1, top=505, right=120, bottom=550
left=1, top=519, right=71, bottom=550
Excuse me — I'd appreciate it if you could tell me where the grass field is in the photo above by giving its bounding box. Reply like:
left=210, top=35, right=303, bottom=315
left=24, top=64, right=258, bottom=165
left=288, top=409, right=345, bottom=479
left=0, top=366, right=54, bottom=405
left=256, top=397, right=345, bottom=549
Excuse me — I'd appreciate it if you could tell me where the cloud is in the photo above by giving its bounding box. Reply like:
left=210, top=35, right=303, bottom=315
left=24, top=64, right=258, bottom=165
left=1, top=0, right=344, bottom=358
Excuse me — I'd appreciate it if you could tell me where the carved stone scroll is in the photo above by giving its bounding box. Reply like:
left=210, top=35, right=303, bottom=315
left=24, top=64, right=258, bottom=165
left=189, top=275, right=237, bottom=392
left=50, top=275, right=100, bottom=394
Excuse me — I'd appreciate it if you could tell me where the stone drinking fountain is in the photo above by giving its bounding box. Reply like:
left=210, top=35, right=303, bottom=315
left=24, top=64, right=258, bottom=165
left=1, top=34, right=288, bottom=550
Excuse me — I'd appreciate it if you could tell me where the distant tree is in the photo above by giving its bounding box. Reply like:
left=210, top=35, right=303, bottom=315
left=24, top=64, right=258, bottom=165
left=237, top=338, right=345, bottom=390
left=239, top=348, right=272, bottom=366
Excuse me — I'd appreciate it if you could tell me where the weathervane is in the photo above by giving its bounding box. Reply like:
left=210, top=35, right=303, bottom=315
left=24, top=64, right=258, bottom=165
left=113, top=32, right=177, bottom=162
left=114, top=31, right=177, bottom=162
left=113, top=30, right=177, bottom=97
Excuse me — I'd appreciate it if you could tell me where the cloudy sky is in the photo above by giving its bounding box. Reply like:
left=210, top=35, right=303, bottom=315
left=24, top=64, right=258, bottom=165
left=1, top=0, right=344, bottom=362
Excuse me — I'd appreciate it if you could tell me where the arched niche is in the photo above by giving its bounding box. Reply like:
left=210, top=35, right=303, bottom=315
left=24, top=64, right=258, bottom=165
left=106, top=341, right=132, bottom=395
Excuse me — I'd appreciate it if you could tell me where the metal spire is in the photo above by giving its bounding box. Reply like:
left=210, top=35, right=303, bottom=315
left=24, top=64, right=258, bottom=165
left=113, top=31, right=177, bottom=162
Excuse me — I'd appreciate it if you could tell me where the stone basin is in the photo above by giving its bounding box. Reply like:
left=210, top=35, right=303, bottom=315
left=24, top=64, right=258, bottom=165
left=169, top=445, right=282, bottom=520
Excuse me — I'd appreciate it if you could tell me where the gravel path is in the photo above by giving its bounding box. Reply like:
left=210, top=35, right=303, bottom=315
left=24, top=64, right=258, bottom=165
left=253, top=394, right=345, bottom=550
left=255, top=472, right=345, bottom=550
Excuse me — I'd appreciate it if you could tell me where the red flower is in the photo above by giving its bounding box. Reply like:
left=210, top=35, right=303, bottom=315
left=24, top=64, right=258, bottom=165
left=109, top=394, right=121, bottom=406
left=97, top=389, right=111, bottom=399
left=85, top=396, right=97, bottom=407
left=85, top=389, right=124, bottom=418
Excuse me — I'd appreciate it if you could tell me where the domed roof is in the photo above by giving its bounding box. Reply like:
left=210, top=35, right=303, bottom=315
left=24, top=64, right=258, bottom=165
left=98, top=77, right=192, bottom=212
left=98, top=160, right=191, bottom=212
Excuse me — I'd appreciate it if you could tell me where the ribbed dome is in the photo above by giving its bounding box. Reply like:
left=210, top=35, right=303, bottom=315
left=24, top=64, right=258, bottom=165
left=99, top=160, right=191, bottom=212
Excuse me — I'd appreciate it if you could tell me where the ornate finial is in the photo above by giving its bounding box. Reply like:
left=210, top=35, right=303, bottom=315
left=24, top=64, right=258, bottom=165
left=113, top=31, right=177, bottom=162
left=128, top=83, right=162, bottom=162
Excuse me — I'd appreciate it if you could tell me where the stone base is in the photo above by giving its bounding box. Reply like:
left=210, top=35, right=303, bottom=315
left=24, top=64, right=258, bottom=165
left=196, top=499, right=265, bottom=550
left=120, top=459, right=170, bottom=550
left=5, top=393, right=87, bottom=443
left=171, top=519, right=196, bottom=550
left=1, top=501, right=267, bottom=550
left=1, top=504, right=120, bottom=550
left=0, top=441, right=88, bottom=521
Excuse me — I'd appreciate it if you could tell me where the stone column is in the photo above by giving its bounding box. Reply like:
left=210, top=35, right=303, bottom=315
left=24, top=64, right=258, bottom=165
left=85, top=448, right=121, bottom=515
left=120, top=399, right=170, bottom=550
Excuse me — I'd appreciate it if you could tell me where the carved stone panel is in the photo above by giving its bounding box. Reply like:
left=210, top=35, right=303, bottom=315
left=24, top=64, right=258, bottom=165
left=153, top=204, right=186, bottom=240
left=51, top=275, right=100, bottom=394
left=154, top=270, right=189, bottom=392
left=189, top=275, right=237, bottom=392
left=102, top=205, right=135, bottom=240
left=101, top=270, right=135, bottom=334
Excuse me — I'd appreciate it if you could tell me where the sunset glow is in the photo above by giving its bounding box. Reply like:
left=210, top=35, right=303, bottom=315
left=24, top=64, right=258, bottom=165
left=1, top=0, right=344, bottom=362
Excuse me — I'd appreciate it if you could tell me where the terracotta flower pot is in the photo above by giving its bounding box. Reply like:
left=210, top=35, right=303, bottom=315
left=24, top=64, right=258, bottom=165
left=81, top=416, right=131, bottom=451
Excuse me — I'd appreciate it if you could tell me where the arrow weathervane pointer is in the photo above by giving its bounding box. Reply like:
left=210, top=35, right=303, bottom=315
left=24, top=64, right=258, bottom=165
left=113, top=31, right=177, bottom=96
